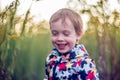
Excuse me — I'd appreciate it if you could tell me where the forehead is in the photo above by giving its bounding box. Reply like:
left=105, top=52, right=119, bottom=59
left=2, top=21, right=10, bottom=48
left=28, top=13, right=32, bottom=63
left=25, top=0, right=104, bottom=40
left=50, top=18, right=74, bottom=28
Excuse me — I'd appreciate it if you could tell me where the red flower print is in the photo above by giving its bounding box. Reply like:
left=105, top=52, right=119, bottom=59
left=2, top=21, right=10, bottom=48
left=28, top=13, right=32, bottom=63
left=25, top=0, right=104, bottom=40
left=86, top=71, right=95, bottom=80
left=49, top=61, right=55, bottom=68
left=58, top=62, right=66, bottom=71
left=73, top=60, right=82, bottom=66
left=49, top=77, right=52, bottom=80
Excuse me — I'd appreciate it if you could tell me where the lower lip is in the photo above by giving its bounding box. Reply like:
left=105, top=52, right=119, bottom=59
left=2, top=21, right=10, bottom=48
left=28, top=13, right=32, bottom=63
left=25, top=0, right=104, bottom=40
left=57, top=44, right=66, bottom=50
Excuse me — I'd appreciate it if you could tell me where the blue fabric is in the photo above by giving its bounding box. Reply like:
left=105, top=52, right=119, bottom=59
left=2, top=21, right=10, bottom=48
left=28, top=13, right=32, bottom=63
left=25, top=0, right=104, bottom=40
left=45, top=44, right=99, bottom=80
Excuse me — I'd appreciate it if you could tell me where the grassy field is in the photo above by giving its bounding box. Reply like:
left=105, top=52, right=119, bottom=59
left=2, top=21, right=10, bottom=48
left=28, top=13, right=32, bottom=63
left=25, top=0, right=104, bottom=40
left=13, top=33, right=52, bottom=80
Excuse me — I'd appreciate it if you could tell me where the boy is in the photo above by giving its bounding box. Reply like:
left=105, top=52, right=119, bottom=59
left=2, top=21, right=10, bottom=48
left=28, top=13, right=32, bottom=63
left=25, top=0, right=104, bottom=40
left=45, top=8, right=99, bottom=80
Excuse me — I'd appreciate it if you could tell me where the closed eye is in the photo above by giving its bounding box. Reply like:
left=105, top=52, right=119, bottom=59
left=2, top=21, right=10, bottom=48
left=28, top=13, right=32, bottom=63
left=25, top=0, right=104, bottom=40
left=63, top=31, right=70, bottom=36
left=51, top=31, right=58, bottom=36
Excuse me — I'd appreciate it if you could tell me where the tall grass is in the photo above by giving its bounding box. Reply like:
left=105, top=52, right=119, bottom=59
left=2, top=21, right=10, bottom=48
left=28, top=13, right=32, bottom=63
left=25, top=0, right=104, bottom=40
left=0, top=0, right=53, bottom=79
left=1, top=0, right=120, bottom=80
left=13, top=33, right=52, bottom=80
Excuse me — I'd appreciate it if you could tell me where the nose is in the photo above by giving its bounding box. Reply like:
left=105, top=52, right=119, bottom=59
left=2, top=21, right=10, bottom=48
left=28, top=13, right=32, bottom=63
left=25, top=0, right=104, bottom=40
left=57, top=34, right=64, bottom=41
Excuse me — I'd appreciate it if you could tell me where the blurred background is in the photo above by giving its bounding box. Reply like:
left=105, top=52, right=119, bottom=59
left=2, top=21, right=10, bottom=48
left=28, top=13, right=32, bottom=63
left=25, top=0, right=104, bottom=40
left=0, top=0, right=120, bottom=80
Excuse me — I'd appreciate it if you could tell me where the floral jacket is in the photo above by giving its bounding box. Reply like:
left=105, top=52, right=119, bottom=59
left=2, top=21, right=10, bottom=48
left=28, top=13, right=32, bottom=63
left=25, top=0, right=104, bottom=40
left=45, top=44, right=99, bottom=80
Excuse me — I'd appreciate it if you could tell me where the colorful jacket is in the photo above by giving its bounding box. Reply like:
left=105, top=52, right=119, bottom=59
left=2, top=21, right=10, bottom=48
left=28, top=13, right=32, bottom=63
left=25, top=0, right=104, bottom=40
left=45, top=44, right=99, bottom=80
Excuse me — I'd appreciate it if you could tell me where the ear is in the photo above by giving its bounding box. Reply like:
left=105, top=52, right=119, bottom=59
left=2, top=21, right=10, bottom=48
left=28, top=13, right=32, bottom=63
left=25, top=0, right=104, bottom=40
left=76, top=32, right=83, bottom=43
left=76, top=35, right=80, bottom=44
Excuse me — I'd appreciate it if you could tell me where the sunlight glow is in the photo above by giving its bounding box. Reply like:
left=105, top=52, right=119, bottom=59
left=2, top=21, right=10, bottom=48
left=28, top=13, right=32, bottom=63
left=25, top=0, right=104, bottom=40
left=0, top=0, right=67, bottom=21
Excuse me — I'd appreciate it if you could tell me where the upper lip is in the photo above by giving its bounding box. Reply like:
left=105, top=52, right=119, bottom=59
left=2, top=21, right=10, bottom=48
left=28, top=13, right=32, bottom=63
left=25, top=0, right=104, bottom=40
left=56, top=42, right=67, bottom=45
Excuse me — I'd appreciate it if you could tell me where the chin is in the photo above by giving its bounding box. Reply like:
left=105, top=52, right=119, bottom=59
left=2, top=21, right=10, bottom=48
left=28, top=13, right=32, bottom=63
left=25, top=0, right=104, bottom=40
left=58, top=50, right=68, bottom=54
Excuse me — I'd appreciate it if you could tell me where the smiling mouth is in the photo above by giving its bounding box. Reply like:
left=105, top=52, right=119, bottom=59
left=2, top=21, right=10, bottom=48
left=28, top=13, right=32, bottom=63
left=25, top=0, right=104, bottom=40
left=57, top=44, right=67, bottom=50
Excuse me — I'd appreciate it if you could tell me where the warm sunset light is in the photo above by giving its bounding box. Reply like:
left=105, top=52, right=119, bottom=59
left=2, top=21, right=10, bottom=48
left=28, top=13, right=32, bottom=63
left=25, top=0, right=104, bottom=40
left=0, top=0, right=67, bottom=21
left=0, top=0, right=120, bottom=80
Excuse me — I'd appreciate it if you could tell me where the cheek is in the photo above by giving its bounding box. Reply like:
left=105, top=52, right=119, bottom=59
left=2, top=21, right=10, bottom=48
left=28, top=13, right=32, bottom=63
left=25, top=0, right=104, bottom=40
left=67, top=37, right=77, bottom=44
left=73, top=37, right=78, bottom=44
left=51, top=36, right=56, bottom=43
left=72, top=39, right=77, bottom=44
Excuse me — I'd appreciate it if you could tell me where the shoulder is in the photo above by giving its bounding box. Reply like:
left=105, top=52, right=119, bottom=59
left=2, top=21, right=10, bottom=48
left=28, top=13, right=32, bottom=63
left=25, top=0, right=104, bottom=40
left=72, top=44, right=89, bottom=59
left=78, top=44, right=88, bottom=53
left=73, top=44, right=97, bottom=71
left=46, top=49, right=58, bottom=60
left=45, top=49, right=60, bottom=65
left=81, top=57, right=99, bottom=80
left=76, top=44, right=96, bottom=67
left=81, top=56, right=96, bottom=68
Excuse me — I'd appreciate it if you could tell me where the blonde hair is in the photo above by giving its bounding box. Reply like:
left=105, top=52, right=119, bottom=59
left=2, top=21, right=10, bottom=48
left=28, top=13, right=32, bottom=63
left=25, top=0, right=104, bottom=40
left=49, top=8, right=83, bottom=35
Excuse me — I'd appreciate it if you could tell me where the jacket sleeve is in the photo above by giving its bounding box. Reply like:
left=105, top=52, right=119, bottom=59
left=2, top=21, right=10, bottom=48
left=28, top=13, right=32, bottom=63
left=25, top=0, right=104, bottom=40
left=78, top=57, right=99, bottom=80
left=45, top=54, right=57, bottom=80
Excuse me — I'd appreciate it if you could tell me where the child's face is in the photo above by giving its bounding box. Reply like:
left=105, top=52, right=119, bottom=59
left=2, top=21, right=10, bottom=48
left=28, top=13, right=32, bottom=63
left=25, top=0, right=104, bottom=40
left=50, top=18, right=80, bottom=54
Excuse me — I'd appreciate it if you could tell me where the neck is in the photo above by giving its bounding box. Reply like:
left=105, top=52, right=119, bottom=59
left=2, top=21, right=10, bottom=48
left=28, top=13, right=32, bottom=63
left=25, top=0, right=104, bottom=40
left=58, top=44, right=77, bottom=56
left=60, top=50, right=71, bottom=56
